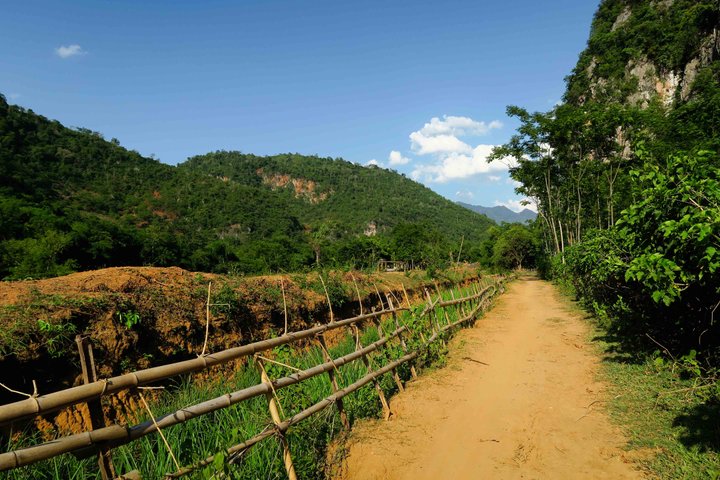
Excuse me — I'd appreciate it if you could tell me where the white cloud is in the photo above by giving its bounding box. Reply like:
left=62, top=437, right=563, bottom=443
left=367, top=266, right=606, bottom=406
left=388, top=150, right=411, bottom=166
left=409, top=115, right=502, bottom=156
left=488, top=175, right=501, bottom=182
left=506, top=178, right=522, bottom=187
left=494, top=198, right=537, bottom=213
left=417, top=115, right=502, bottom=137
left=55, top=44, right=86, bottom=59
left=411, top=144, right=515, bottom=183
left=410, top=132, right=472, bottom=155
left=455, top=190, right=474, bottom=201
left=405, top=114, right=511, bottom=182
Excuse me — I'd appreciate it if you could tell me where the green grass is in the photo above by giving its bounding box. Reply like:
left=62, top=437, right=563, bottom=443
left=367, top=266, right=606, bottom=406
left=583, top=318, right=720, bottom=479
left=4, top=280, right=496, bottom=479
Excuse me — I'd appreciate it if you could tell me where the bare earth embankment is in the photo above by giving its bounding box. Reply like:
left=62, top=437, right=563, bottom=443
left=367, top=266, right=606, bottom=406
left=339, top=276, right=642, bottom=479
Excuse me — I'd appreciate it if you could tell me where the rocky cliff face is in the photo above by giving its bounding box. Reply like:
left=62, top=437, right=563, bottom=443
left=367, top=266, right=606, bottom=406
left=566, top=0, right=719, bottom=109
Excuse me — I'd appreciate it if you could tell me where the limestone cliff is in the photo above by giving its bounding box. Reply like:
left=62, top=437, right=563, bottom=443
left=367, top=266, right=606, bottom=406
left=565, top=0, right=719, bottom=109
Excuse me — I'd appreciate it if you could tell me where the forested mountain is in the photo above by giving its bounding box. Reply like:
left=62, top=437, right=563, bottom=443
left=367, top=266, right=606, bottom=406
left=0, top=94, right=494, bottom=279
left=456, top=202, right=536, bottom=224
left=493, top=0, right=719, bottom=352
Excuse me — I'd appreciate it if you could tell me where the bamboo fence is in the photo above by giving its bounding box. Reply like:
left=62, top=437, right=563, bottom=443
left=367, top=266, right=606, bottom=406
left=0, top=276, right=505, bottom=479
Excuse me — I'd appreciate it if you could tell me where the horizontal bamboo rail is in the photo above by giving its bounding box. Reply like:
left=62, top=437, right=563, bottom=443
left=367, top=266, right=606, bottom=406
left=167, top=351, right=420, bottom=478
left=0, top=308, right=406, bottom=426
left=168, top=285, right=496, bottom=478
left=0, top=277, right=504, bottom=477
left=0, top=326, right=407, bottom=470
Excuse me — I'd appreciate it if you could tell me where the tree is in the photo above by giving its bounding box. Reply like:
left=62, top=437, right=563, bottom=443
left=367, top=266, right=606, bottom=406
left=491, top=225, right=537, bottom=270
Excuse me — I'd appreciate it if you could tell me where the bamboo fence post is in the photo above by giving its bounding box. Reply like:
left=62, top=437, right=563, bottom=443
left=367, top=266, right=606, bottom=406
left=362, top=342, right=391, bottom=418
left=318, top=274, right=335, bottom=323
left=350, top=325, right=390, bottom=419
left=433, top=281, right=442, bottom=299
left=75, top=336, right=116, bottom=480
left=443, top=290, right=454, bottom=326
left=423, top=290, right=440, bottom=333
left=371, top=313, right=403, bottom=393
left=385, top=295, right=417, bottom=380
left=425, top=289, right=445, bottom=348
left=333, top=274, right=391, bottom=417
left=280, top=278, right=288, bottom=335
left=315, top=334, right=350, bottom=429
left=450, top=290, right=468, bottom=319
left=400, top=283, right=412, bottom=309
left=372, top=283, right=385, bottom=311
left=350, top=274, right=364, bottom=316
left=255, top=358, right=297, bottom=480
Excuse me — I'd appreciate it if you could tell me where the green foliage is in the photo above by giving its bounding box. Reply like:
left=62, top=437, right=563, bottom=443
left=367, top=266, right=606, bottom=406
left=490, top=224, right=539, bottom=270
left=1, top=230, right=77, bottom=279
left=0, top=95, right=494, bottom=279
left=620, top=151, right=719, bottom=309
left=36, top=319, right=77, bottom=358
left=560, top=151, right=719, bottom=353
left=117, top=310, right=141, bottom=330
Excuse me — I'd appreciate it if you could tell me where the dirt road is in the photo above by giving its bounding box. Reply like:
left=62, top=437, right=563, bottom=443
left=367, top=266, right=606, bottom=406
left=338, top=276, right=641, bottom=480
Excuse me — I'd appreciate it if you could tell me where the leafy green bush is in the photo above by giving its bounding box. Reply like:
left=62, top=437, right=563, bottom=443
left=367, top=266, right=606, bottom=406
left=563, top=150, right=720, bottom=352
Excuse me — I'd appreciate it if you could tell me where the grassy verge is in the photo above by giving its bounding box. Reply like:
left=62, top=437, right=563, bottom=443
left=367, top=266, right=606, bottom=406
left=595, top=343, right=720, bottom=479
left=561, top=292, right=720, bottom=479
left=5, top=280, right=494, bottom=479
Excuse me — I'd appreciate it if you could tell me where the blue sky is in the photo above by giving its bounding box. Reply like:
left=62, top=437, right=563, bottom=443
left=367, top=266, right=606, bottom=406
left=1, top=0, right=598, bottom=211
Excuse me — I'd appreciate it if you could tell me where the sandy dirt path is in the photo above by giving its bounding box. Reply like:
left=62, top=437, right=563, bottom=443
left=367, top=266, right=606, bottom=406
left=338, top=276, right=641, bottom=480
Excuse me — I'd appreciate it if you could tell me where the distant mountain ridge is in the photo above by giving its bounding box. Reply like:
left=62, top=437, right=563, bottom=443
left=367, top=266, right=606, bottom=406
left=457, top=202, right=536, bottom=224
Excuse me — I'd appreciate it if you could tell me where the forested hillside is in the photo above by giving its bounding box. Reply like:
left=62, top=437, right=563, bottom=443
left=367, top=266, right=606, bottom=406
left=0, top=95, right=494, bottom=279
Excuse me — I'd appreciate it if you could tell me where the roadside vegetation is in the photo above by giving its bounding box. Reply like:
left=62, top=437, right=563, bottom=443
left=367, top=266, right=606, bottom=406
left=492, top=1, right=720, bottom=477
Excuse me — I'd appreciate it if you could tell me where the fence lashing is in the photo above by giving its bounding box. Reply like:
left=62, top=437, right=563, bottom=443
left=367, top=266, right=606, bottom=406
left=400, top=283, right=412, bottom=309
left=0, top=278, right=504, bottom=477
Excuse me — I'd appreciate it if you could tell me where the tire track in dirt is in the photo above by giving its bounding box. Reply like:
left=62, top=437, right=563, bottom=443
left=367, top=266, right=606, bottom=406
left=337, top=276, right=642, bottom=480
